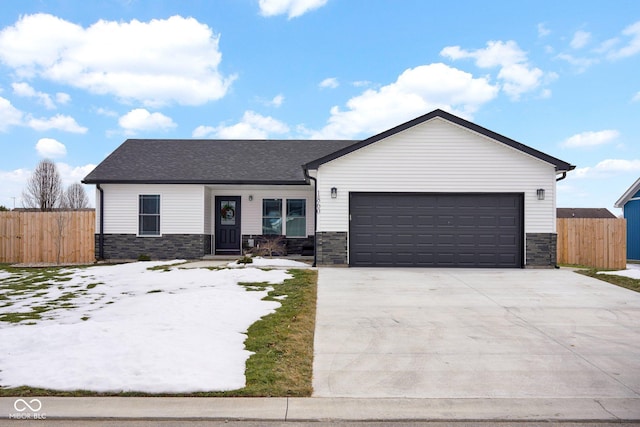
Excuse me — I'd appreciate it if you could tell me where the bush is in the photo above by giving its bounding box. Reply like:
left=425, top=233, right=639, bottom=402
left=137, top=254, right=151, bottom=261
left=250, top=236, right=287, bottom=257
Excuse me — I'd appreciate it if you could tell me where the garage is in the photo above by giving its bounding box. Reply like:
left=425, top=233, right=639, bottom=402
left=349, top=192, right=524, bottom=268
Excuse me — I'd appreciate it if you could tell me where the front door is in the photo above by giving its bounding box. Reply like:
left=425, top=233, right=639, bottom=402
left=215, top=196, right=241, bottom=255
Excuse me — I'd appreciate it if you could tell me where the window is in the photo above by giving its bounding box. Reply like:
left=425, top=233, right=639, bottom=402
left=262, top=199, right=282, bottom=235
left=286, top=199, right=306, bottom=237
left=139, top=195, right=160, bottom=236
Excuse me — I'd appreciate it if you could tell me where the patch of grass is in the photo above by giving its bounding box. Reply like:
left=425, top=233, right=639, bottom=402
left=0, top=268, right=318, bottom=398
left=147, top=289, right=162, bottom=294
left=577, top=269, right=640, bottom=293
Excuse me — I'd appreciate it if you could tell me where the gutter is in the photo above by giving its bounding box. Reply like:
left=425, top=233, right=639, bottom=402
left=556, top=172, right=567, bottom=182
left=96, top=184, right=104, bottom=260
left=303, top=167, right=318, bottom=267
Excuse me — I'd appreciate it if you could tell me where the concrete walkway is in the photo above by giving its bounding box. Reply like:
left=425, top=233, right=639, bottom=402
left=313, top=268, right=640, bottom=401
left=1, top=396, right=639, bottom=422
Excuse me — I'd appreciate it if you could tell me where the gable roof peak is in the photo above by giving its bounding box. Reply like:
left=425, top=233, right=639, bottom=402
left=615, top=177, right=640, bottom=208
left=304, top=109, right=575, bottom=172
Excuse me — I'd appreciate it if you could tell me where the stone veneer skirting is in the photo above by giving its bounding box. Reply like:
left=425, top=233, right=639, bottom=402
left=316, top=231, right=348, bottom=265
left=241, top=235, right=314, bottom=255
left=525, top=233, right=557, bottom=268
left=96, top=234, right=211, bottom=260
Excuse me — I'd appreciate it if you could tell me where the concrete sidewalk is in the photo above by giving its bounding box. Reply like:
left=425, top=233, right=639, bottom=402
left=2, top=396, right=640, bottom=422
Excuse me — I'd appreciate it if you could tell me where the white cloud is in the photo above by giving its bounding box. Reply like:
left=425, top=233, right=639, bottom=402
left=94, top=107, right=118, bottom=117
left=309, top=63, right=498, bottom=139
left=562, top=130, right=620, bottom=148
left=12, top=82, right=56, bottom=109
left=270, top=94, right=284, bottom=107
left=0, top=163, right=97, bottom=208
left=36, top=138, right=67, bottom=158
left=352, top=80, right=371, bottom=87
left=194, top=111, right=290, bottom=139
left=537, top=23, right=551, bottom=37
left=607, top=20, right=640, bottom=59
left=0, top=96, right=23, bottom=131
left=259, top=0, right=328, bottom=19
left=56, top=92, right=71, bottom=104
left=0, top=14, right=235, bottom=107
left=555, top=53, right=599, bottom=73
left=570, top=30, right=591, bottom=49
left=118, top=108, right=176, bottom=135
left=192, top=125, right=216, bottom=138
left=571, top=159, right=640, bottom=179
left=27, top=114, right=87, bottom=133
left=319, top=77, right=339, bottom=89
left=441, top=40, right=546, bottom=100
left=632, top=91, right=640, bottom=102
left=0, top=168, right=32, bottom=208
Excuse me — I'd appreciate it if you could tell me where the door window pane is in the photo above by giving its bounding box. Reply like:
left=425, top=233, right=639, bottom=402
left=220, top=200, right=236, bottom=225
left=286, top=199, right=306, bottom=237
left=262, top=199, right=282, bottom=235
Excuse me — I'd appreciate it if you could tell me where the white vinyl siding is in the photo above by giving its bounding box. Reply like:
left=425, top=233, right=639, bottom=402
left=98, top=184, right=205, bottom=234
left=205, top=185, right=315, bottom=236
left=315, top=117, right=558, bottom=233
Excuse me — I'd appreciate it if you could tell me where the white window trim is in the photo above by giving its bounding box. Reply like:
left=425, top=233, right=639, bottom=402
left=138, top=194, right=162, bottom=237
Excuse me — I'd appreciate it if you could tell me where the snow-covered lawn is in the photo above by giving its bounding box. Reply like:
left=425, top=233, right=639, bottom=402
left=598, top=264, right=640, bottom=280
left=0, top=261, right=292, bottom=393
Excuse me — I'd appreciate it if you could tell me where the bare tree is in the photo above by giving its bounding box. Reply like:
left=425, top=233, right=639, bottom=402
left=65, top=183, right=89, bottom=210
left=22, top=159, right=63, bottom=211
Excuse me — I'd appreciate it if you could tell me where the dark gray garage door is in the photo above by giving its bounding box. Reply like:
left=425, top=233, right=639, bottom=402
left=349, top=192, right=523, bottom=268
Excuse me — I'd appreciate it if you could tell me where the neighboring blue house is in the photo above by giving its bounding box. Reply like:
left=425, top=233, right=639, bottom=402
left=615, top=177, right=640, bottom=261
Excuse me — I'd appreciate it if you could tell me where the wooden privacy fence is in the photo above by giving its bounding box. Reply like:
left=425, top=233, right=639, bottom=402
left=0, top=211, right=95, bottom=264
left=557, top=218, right=626, bottom=270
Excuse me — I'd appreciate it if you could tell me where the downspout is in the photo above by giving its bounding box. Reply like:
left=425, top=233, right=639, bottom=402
left=556, top=172, right=567, bottom=182
left=303, top=167, right=318, bottom=267
left=96, top=184, right=104, bottom=260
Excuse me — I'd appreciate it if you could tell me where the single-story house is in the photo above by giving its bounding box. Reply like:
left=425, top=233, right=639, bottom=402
left=556, top=208, right=618, bottom=219
left=614, top=177, right=640, bottom=261
left=83, top=109, right=575, bottom=268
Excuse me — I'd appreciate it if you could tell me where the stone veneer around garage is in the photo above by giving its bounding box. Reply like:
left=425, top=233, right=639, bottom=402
left=316, top=231, right=348, bottom=265
left=96, top=234, right=211, bottom=260
left=525, top=233, right=557, bottom=268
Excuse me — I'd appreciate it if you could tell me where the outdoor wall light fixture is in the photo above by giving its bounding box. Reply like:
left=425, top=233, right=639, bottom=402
left=331, top=187, right=337, bottom=198
left=248, top=195, right=253, bottom=201
left=536, top=188, right=545, bottom=200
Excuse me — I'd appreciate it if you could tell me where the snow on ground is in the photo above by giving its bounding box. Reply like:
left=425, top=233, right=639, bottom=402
left=227, top=256, right=310, bottom=268
left=599, top=265, right=640, bottom=280
left=0, top=261, right=290, bottom=393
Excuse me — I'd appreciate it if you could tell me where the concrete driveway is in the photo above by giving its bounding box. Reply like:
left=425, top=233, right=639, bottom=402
left=312, top=268, right=640, bottom=399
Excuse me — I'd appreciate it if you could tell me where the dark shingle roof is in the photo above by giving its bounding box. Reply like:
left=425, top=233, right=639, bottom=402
left=557, top=208, right=618, bottom=219
left=83, top=139, right=357, bottom=184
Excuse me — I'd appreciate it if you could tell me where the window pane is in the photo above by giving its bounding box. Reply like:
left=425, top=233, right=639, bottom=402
left=262, top=218, right=282, bottom=235
left=139, top=195, right=160, bottom=235
left=287, top=199, right=305, bottom=217
left=286, top=217, right=305, bottom=237
left=220, top=200, right=236, bottom=225
left=263, top=199, right=282, bottom=217
left=286, top=199, right=306, bottom=237
left=140, top=195, right=160, bottom=214
left=262, top=199, right=282, bottom=235
left=139, top=215, right=160, bottom=235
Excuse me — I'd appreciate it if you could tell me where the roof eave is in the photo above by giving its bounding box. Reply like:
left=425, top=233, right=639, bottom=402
left=81, top=179, right=310, bottom=186
left=614, top=177, right=640, bottom=208
left=303, top=109, right=576, bottom=172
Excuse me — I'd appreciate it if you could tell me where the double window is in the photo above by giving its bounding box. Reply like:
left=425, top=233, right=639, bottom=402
left=262, top=198, right=306, bottom=237
left=139, top=195, right=160, bottom=236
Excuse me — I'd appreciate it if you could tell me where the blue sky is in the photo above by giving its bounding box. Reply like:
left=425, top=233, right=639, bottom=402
left=0, top=0, right=638, bottom=213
